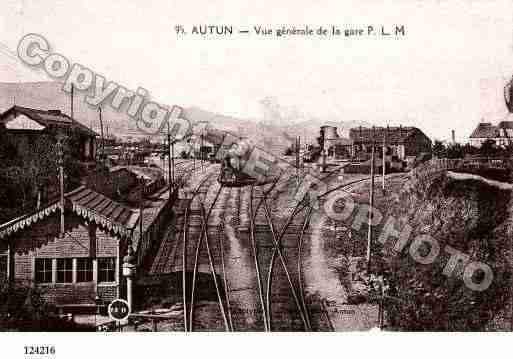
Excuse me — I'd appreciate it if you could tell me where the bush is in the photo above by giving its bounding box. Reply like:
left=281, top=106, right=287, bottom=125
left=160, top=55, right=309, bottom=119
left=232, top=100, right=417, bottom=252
left=0, top=280, right=84, bottom=331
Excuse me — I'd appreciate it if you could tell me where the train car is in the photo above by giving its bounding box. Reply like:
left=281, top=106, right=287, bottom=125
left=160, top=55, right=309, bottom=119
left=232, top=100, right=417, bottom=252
left=218, top=154, right=276, bottom=187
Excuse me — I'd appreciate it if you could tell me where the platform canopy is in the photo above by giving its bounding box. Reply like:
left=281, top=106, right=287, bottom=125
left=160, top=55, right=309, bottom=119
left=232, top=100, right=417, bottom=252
left=0, top=186, right=139, bottom=241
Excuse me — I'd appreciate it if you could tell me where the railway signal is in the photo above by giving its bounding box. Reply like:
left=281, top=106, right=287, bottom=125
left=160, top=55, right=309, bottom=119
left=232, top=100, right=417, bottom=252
left=382, top=126, right=388, bottom=191
left=108, top=299, right=131, bottom=322
left=366, top=127, right=376, bottom=272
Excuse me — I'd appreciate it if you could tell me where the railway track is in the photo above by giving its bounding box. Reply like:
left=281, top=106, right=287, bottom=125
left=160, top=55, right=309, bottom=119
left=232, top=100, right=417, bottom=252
left=214, top=173, right=313, bottom=331
left=179, top=168, right=233, bottom=331
left=149, top=165, right=224, bottom=331
left=242, top=170, right=384, bottom=331
left=181, top=170, right=319, bottom=331
left=149, top=160, right=395, bottom=331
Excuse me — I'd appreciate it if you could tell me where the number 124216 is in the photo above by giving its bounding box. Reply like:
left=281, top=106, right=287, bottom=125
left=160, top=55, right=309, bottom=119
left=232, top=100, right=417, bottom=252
left=24, top=346, right=55, bottom=355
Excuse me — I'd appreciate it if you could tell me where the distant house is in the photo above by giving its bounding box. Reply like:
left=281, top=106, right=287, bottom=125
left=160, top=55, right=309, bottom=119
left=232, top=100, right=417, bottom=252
left=469, top=121, right=513, bottom=148
left=330, top=138, right=354, bottom=158
left=349, top=126, right=431, bottom=162
left=0, top=106, right=98, bottom=163
left=0, top=106, right=100, bottom=222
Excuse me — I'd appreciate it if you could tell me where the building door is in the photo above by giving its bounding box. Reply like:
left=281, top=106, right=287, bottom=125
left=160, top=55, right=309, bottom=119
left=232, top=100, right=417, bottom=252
left=0, top=253, right=7, bottom=281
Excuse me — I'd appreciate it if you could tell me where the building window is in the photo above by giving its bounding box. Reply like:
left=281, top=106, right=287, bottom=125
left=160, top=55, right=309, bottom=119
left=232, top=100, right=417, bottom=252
left=35, top=258, right=53, bottom=283
left=56, top=258, right=73, bottom=283
left=98, top=257, right=116, bottom=283
left=76, top=258, right=93, bottom=282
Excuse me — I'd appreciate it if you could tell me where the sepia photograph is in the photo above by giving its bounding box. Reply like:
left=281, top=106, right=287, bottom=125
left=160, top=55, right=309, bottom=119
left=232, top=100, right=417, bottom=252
left=0, top=0, right=513, bottom=357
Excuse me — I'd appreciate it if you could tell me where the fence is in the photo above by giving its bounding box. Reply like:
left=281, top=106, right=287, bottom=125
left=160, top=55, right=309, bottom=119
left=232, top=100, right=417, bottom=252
left=411, top=157, right=513, bottom=184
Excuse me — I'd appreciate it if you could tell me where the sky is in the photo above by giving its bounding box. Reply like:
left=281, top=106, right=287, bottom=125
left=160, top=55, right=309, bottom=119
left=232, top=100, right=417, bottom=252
left=1, top=0, right=513, bottom=142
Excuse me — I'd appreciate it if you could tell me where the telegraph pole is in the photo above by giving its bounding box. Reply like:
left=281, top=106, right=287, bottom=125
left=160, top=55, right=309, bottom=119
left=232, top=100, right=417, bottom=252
left=139, top=176, right=144, bottom=244
left=382, top=126, right=387, bottom=191
left=366, top=127, right=376, bottom=272
left=56, top=133, right=66, bottom=237
left=70, top=84, right=74, bottom=121
left=98, top=107, right=104, bottom=165
left=296, top=136, right=300, bottom=181
left=167, top=125, right=172, bottom=193
left=193, top=136, right=196, bottom=171
left=201, top=129, right=204, bottom=172
left=171, top=141, right=175, bottom=183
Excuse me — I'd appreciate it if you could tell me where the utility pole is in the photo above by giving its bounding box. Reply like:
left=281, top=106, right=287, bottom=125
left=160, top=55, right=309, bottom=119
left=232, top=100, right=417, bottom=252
left=382, top=126, right=387, bottom=191
left=193, top=136, right=196, bottom=172
left=366, top=127, right=376, bottom=272
left=201, top=129, right=204, bottom=172
left=70, top=84, right=74, bottom=121
left=98, top=107, right=105, bottom=165
left=56, top=134, right=66, bottom=237
left=167, top=123, right=172, bottom=193
left=139, top=176, right=144, bottom=245
left=171, top=141, right=175, bottom=184
left=321, top=143, right=327, bottom=173
left=296, top=136, right=300, bottom=174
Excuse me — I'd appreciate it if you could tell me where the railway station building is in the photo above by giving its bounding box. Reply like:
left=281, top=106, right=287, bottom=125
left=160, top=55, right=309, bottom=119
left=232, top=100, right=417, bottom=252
left=0, top=185, right=175, bottom=314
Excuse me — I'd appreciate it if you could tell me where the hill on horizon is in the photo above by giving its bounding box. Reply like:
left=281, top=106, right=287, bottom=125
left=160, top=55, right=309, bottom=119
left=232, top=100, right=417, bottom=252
left=0, top=81, right=372, bottom=151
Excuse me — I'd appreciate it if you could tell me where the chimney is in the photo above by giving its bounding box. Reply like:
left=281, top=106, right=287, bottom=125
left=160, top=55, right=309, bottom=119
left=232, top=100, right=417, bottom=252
left=451, top=129, right=455, bottom=144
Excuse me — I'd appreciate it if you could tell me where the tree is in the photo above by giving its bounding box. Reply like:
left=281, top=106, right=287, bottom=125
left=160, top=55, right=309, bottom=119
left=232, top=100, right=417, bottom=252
left=0, top=131, right=83, bottom=222
left=432, top=140, right=446, bottom=158
left=462, top=143, right=479, bottom=157
left=0, top=279, right=85, bottom=330
left=283, top=147, right=293, bottom=156
left=446, top=143, right=464, bottom=159
left=480, top=139, right=497, bottom=158
left=497, top=143, right=513, bottom=158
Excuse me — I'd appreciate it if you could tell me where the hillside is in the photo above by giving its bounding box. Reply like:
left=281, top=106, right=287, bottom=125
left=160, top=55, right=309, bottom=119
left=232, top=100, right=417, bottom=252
left=0, top=81, right=371, bottom=150
left=343, top=172, right=513, bottom=330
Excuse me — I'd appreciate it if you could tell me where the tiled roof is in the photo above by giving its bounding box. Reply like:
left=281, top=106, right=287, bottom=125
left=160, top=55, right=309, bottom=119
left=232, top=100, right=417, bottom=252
left=131, top=187, right=170, bottom=245
left=498, top=121, right=513, bottom=129
left=0, top=106, right=98, bottom=137
left=469, top=123, right=500, bottom=138
left=349, top=126, right=419, bottom=143
left=0, top=184, right=173, bottom=244
left=66, top=186, right=139, bottom=237
left=0, top=186, right=140, bottom=240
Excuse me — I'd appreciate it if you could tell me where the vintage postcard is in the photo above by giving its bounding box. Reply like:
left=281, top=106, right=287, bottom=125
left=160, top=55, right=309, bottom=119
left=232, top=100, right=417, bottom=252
left=0, top=0, right=512, bottom=357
